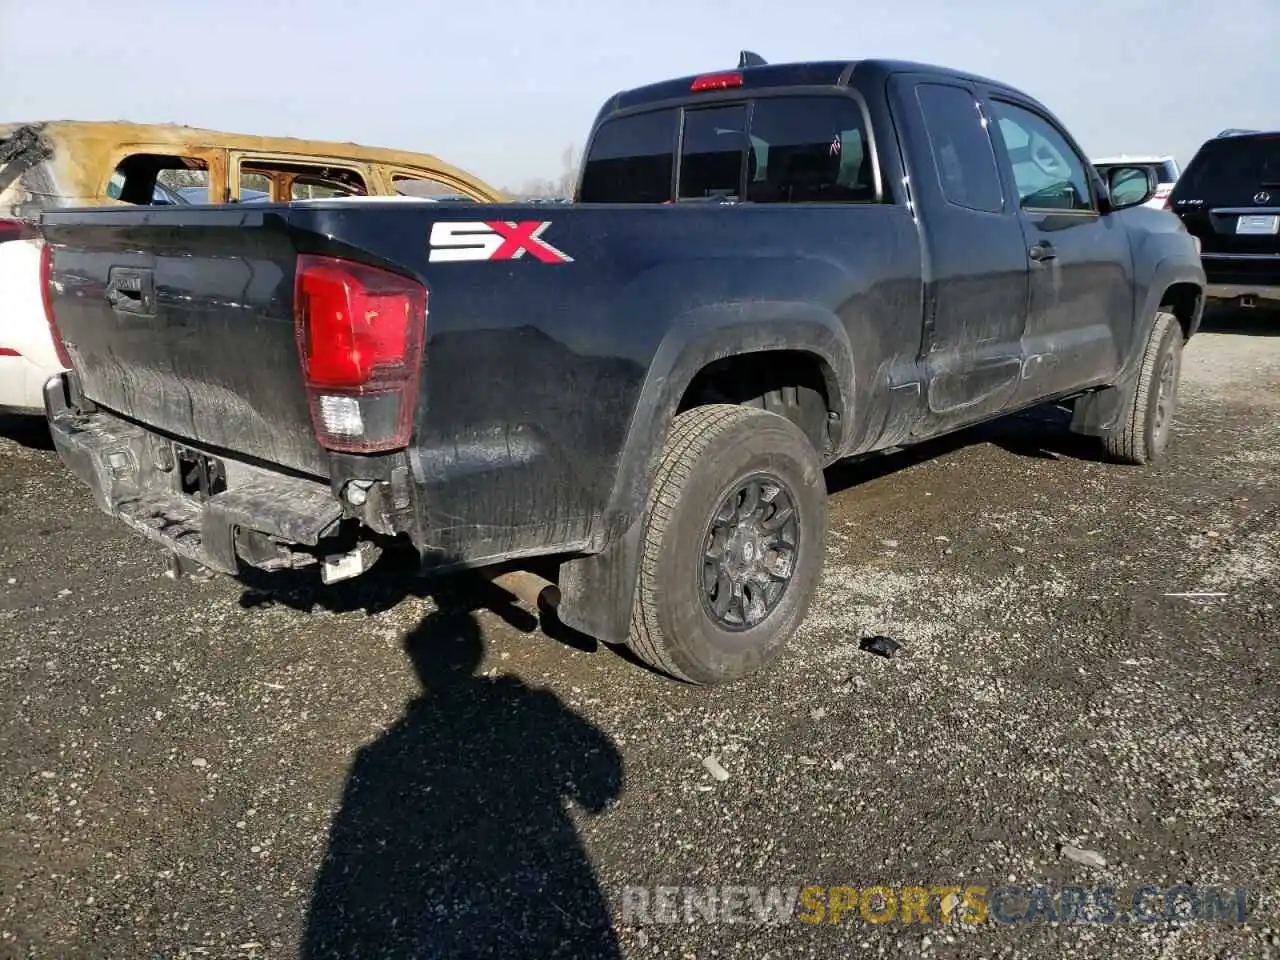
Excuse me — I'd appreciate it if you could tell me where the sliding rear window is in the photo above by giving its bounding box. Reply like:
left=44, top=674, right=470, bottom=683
left=579, top=94, right=876, bottom=204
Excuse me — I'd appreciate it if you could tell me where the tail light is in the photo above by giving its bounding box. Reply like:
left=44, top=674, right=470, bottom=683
left=39, top=241, right=72, bottom=369
left=293, top=254, right=426, bottom=453
left=691, top=71, right=743, bottom=92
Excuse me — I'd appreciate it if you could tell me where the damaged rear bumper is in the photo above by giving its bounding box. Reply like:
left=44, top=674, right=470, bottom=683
left=44, top=373, right=346, bottom=575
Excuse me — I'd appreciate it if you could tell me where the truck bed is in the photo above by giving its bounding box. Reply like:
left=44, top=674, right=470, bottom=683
left=40, top=197, right=922, bottom=571
left=42, top=198, right=923, bottom=475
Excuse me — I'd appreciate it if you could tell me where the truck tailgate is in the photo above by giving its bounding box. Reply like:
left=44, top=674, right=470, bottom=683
left=40, top=207, right=325, bottom=476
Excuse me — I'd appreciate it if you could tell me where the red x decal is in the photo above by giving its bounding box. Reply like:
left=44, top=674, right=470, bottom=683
left=484, top=220, right=573, bottom=263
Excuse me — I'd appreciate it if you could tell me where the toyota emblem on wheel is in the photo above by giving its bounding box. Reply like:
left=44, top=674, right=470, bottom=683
left=1255, top=191, right=1272, bottom=204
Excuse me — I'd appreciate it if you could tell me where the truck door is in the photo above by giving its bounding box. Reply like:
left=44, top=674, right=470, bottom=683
left=980, top=93, right=1132, bottom=399
left=888, top=75, right=1031, bottom=436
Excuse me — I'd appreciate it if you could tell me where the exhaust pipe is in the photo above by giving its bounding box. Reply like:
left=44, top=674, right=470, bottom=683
left=487, top=570, right=560, bottom=613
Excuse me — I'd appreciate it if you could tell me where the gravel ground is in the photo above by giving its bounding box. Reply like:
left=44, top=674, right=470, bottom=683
left=1, top=312, right=1278, bottom=959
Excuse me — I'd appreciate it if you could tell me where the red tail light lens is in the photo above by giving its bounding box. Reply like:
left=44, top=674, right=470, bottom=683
left=40, top=242, right=72, bottom=369
left=294, top=254, right=427, bottom=453
left=691, top=72, right=743, bottom=92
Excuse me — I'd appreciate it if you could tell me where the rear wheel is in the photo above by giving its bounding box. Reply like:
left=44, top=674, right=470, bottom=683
left=627, top=404, right=828, bottom=684
left=1101, top=311, right=1183, bottom=465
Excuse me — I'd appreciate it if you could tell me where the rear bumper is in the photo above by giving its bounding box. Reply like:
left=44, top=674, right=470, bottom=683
left=1205, top=282, right=1280, bottom=305
left=1201, top=253, right=1280, bottom=305
left=44, top=373, right=346, bottom=575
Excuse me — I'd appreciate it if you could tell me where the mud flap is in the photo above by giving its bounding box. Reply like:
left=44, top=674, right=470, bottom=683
left=556, top=512, right=647, bottom=645
left=1069, top=372, right=1139, bottom=437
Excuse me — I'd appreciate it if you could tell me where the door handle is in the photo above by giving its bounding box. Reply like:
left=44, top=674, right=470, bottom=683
left=1028, top=241, right=1056, bottom=262
left=105, top=266, right=155, bottom=314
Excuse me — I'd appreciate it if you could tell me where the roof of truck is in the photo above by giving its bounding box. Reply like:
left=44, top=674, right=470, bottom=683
left=601, top=58, right=1017, bottom=115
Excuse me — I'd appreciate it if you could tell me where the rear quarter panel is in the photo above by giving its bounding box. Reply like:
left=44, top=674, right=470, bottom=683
left=290, top=200, right=923, bottom=562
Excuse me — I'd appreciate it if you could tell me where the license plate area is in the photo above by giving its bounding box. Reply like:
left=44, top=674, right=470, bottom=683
left=176, top=446, right=227, bottom=500
left=1236, top=214, right=1279, bottom=235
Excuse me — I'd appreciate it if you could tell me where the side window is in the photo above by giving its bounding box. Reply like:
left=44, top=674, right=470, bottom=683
left=392, top=174, right=478, bottom=202
left=239, top=161, right=366, bottom=201
left=579, top=109, right=678, bottom=203
left=679, top=105, right=748, bottom=201
left=239, top=171, right=272, bottom=203
left=290, top=176, right=360, bottom=200
left=989, top=101, right=1093, bottom=212
left=108, top=154, right=208, bottom=205
left=747, top=96, right=875, bottom=203
left=915, top=83, right=1003, bottom=213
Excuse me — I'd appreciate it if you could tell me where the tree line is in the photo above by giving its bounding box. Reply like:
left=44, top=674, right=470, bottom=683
left=502, top=144, right=579, bottom=200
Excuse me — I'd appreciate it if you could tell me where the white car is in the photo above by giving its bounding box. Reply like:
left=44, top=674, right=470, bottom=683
left=0, top=224, right=65, bottom=415
left=1, top=195, right=458, bottom=414
left=1092, top=154, right=1180, bottom=210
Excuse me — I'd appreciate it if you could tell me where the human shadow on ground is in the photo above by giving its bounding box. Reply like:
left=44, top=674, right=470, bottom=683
left=301, top=588, right=626, bottom=959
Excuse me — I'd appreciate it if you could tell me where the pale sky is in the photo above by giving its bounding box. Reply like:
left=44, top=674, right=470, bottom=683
left=2, top=0, right=1276, bottom=190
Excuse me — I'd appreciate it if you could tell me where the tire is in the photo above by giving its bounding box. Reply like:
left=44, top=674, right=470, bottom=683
left=1101, top=311, right=1183, bottom=465
left=627, top=404, right=828, bottom=684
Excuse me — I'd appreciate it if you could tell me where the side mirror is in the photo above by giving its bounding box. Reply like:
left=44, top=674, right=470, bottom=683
left=1106, top=165, right=1157, bottom=211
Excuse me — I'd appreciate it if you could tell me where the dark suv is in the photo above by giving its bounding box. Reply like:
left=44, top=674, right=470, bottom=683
left=1169, top=131, right=1280, bottom=310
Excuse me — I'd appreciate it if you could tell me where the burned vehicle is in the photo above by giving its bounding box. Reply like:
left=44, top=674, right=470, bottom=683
left=1, top=121, right=502, bottom=413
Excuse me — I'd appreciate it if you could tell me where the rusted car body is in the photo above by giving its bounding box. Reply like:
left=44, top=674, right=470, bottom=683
left=0, top=120, right=505, bottom=218
left=0, top=120, right=502, bottom=414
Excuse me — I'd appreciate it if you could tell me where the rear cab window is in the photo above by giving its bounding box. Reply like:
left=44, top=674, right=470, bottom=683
left=680, top=106, right=747, bottom=201
left=579, top=94, right=877, bottom=204
left=579, top=110, right=678, bottom=203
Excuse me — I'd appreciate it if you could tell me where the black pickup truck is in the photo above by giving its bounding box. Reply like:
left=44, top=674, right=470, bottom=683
left=39, top=56, right=1204, bottom=685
